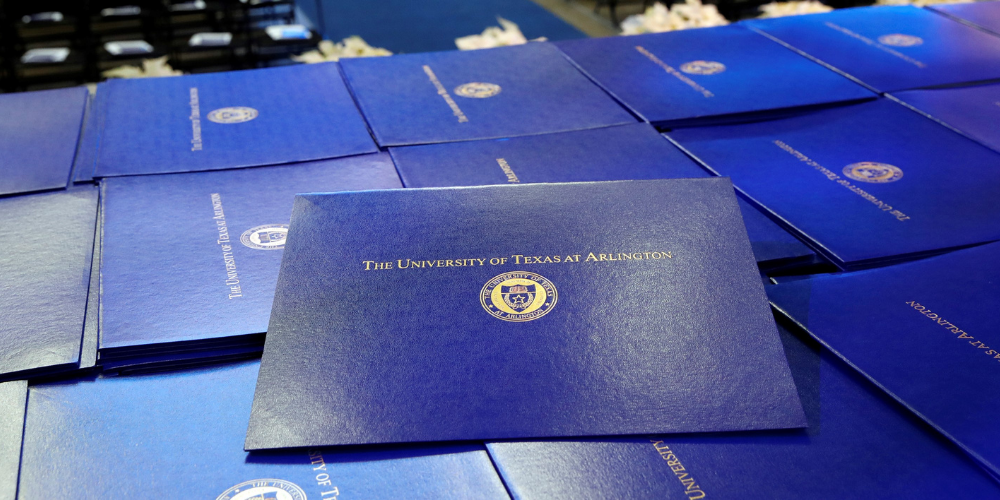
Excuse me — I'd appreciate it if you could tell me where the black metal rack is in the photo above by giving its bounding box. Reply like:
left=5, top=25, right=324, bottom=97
left=0, top=0, right=318, bottom=92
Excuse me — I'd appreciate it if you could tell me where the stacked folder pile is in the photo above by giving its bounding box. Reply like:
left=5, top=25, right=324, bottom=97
left=2, top=4, right=1000, bottom=498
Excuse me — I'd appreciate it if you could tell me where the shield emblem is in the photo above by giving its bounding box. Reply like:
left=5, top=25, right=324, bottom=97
left=259, top=230, right=286, bottom=244
left=501, top=284, right=535, bottom=311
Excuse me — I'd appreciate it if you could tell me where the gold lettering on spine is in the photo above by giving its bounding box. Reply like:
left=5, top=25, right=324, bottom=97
left=496, top=158, right=520, bottom=183
left=635, top=46, right=714, bottom=98
left=423, top=65, right=469, bottom=123
left=773, top=140, right=910, bottom=221
left=650, top=440, right=707, bottom=499
left=210, top=193, right=242, bottom=298
left=905, top=300, right=1000, bottom=365
left=308, top=449, right=341, bottom=498
left=189, top=87, right=202, bottom=151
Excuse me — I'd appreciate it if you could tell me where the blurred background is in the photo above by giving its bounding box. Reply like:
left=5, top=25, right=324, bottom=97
left=0, top=0, right=950, bottom=92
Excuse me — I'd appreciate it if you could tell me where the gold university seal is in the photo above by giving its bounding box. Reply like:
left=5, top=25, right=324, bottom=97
left=877, top=34, right=923, bottom=47
left=480, top=271, right=557, bottom=322
left=240, top=224, right=288, bottom=250
left=207, top=107, right=259, bottom=124
left=843, top=162, right=903, bottom=184
left=680, top=61, right=726, bottom=75
left=454, top=82, right=502, bottom=98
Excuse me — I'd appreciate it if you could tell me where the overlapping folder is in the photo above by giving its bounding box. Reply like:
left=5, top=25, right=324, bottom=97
left=95, top=63, right=378, bottom=177
left=769, top=241, right=1000, bottom=477
left=98, top=155, right=401, bottom=371
left=555, top=24, right=873, bottom=128
left=931, top=1, right=1000, bottom=37
left=891, top=82, right=1000, bottom=154
left=71, top=83, right=107, bottom=184
left=15, top=361, right=510, bottom=499
left=0, top=188, right=99, bottom=381
left=389, top=123, right=816, bottom=270
left=0, top=87, right=87, bottom=196
left=339, top=42, right=636, bottom=146
left=4, top=6, right=1000, bottom=497
left=486, top=323, right=1000, bottom=499
left=747, top=5, right=1000, bottom=92
left=0, top=380, right=26, bottom=500
left=245, top=179, right=805, bottom=450
left=669, top=98, right=1000, bottom=270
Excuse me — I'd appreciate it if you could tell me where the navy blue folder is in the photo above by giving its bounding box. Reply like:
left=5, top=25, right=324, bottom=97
left=245, top=178, right=805, bottom=450
left=486, top=323, right=1000, bottom=499
left=389, top=123, right=815, bottom=269
left=72, top=83, right=107, bottom=184
left=16, top=361, right=510, bottom=499
left=99, top=154, right=401, bottom=369
left=79, top=201, right=103, bottom=370
left=668, top=98, right=1000, bottom=270
left=339, top=42, right=636, bottom=146
left=0, top=87, right=87, bottom=196
left=891, top=83, right=1000, bottom=154
left=746, top=5, right=1000, bottom=92
left=932, top=1, right=1000, bottom=36
left=0, top=188, right=98, bottom=381
left=95, top=63, right=378, bottom=177
left=0, top=380, right=26, bottom=500
left=769, top=241, right=1000, bottom=477
left=555, top=25, right=873, bottom=128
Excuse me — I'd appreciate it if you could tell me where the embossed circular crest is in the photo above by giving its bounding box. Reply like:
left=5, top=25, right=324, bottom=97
left=877, top=34, right=923, bottom=47
left=454, top=82, right=502, bottom=98
left=216, top=479, right=307, bottom=500
left=843, top=162, right=904, bottom=184
left=240, top=224, right=289, bottom=250
left=207, top=106, right=259, bottom=124
left=480, top=271, right=557, bottom=322
left=680, top=60, right=726, bottom=75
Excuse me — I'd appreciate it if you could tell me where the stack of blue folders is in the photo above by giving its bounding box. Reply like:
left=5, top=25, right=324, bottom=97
left=4, top=5, right=1000, bottom=497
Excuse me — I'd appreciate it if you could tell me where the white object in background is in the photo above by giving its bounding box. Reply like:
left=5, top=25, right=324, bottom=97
left=758, top=1, right=833, bottom=17
left=620, top=0, right=728, bottom=34
left=20, top=48, right=70, bottom=64
left=102, top=56, right=183, bottom=79
left=189, top=32, right=233, bottom=47
left=265, top=24, right=312, bottom=41
left=455, top=17, right=546, bottom=50
left=105, top=40, right=154, bottom=56
left=292, top=36, right=392, bottom=63
left=876, top=0, right=971, bottom=6
left=100, top=6, right=141, bottom=17
left=171, top=0, right=207, bottom=12
left=21, top=12, right=64, bottom=23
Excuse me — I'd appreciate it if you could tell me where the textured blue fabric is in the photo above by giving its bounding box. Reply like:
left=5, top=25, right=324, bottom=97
left=100, top=155, right=401, bottom=357
left=931, top=1, right=1000, bottom=36
left=486, top=323, right=1000, bottom=499
left=0, top=188, right=98, bottom=381
left=747, top=5, right=1000, bottom=92
left=0, top=380, right=26, bottom=500
left=389, top=124, right=814, bottom=268
left=96, top=63, right=377, bottom=177
left=340, top=43, right=636, bottom=146
left=246, top=178, right=805, bottom=449
left=669, top=98, right=1000, bottom=270
left=556, top=25, right=873, bottom=127
left=0, top=87, right=87, bottom=196
left=18, top=361, right=510, bottom=499
left=770, top=241, right=1000, bottom=477
left=892, top=83, right=1000, bottom=154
